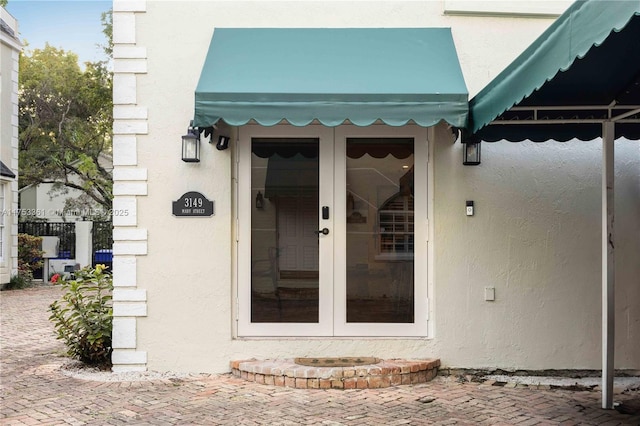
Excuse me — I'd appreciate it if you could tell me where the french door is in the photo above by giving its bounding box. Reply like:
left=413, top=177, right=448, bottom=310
left=237, top=125, right=429, bottom=337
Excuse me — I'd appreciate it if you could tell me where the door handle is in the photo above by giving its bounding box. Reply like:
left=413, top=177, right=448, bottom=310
left=315, top=228, right=330, bottom=236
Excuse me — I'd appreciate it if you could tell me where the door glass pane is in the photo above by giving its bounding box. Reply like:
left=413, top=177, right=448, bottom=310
left=251, top=138, right=319, bottom=322
left=345, top=138, right=414, bottom=323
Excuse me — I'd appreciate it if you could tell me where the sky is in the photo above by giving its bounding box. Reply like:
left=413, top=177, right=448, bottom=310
left=5, top=0, right=111, bottom=65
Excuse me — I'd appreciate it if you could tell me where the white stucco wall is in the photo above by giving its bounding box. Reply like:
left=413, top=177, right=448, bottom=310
left=19, top=183, right=103, bottom=221
left=113, top=0, right=640, bottom=373
left=0, top=7, right=21, bottom=285
left=18, top=154, right=113, bottom=222
left=18, top=183, right=85, bottom=220
left=433, top=130, right=640, bottom=370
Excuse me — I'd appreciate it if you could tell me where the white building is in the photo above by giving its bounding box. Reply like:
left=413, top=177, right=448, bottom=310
left=111, top=0, right=639, bottom=398
left=0, top=7, right=20, bottom=286
left=18, top=153, right=114, bottom=222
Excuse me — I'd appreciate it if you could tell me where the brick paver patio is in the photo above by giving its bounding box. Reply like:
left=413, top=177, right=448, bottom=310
left=1, top=286, right=639, bottom=425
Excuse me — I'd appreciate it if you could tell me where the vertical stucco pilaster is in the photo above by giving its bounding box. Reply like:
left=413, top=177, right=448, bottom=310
left=111, top=0, right=148, bottom=372
left=9, top=41, right=20, bottom=277
left=1, top=8, right=21, bottom=283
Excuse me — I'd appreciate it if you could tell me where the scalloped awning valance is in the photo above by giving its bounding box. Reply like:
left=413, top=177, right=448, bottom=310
left=193, top=28, right=468, bottom=128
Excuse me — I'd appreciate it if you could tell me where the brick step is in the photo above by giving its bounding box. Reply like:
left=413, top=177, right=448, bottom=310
left=230, top=358, right=440, bottom=389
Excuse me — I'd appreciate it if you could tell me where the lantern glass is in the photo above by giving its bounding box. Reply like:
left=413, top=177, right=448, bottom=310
left=463, top=141, right=481, bottom=165
left=182, top=132, right=200, bottom=162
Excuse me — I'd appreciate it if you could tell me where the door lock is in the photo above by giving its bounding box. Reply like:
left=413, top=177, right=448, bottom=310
left=315, top=228, right=330, bottom=235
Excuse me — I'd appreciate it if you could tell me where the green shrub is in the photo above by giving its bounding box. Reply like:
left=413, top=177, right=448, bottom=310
left=49, top=264, right=113, bottom=366
left=17, top=233, right=44, bottom=281
left=4, top=271, right=34, bottom=290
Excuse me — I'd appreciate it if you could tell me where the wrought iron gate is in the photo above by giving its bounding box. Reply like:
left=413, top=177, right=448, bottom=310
left=18, top=222, right=76, bottom=258
left=92, top=221, right=113, bottom=269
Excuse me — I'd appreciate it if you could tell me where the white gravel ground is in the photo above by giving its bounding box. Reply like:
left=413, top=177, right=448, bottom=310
left=484, top=374, right=640, bottom=390
left=60, top=361, right=204, bottom=382
left=59, top=360, right=640, bottom=390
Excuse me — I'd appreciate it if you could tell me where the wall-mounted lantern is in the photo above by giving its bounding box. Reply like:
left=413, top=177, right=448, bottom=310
left=255, top=191, right=264, bottom=209
left=463, top=141, right=481, bottom=166
left=181, top=122, right=200, bottom=162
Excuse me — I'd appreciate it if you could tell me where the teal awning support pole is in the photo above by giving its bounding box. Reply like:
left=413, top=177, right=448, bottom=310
left=601, top=120, right=615, bottom=410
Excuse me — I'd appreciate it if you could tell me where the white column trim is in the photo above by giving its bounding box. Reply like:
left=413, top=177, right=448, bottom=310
left=111, top=0, right=148, bottom=372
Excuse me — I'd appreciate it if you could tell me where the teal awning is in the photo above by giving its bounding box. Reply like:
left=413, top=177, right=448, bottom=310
left=468, top=0, right=640, bottom=141
left=194, top=28, right=468, bottom=128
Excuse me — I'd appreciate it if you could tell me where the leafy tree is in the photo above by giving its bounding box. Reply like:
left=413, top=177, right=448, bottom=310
left=0, top=1, right=8, bottom=8
left=18, top=11, right=113, bottom=215
left=100, top=10, right=113, bottom=58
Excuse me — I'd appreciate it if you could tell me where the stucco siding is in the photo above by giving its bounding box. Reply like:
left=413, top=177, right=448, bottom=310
left=116, top=0, right=640, bottom=373
left=1, top=7, right=20, bottom=285
left=433, top=130, right=640, bottom=370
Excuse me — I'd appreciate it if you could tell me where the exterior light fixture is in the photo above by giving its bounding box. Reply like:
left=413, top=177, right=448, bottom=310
left=463, top=141, right=481, bottom=166
left=255, top=191, right=264, bottom=209
left=216, top=135, right=230, bottom=151
left=211, top=120, right=231, bottom=151
left=181, top=123, right=200, bottom=163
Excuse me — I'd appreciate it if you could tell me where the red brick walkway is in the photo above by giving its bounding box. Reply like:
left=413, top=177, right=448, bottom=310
left=2, top=286, right=639, bottom=425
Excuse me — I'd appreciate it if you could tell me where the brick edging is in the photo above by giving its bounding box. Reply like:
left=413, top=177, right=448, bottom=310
left=231, top=358, right=440, bottom=389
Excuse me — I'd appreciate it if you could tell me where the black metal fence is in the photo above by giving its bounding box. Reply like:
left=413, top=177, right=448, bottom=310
left=92, top=221, right=113, bottom=268
left=18, top=222, right=76, bottom=258
left=19, top=221, right=114, bottom=273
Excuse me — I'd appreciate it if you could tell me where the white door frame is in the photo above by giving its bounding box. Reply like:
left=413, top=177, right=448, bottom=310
left=236, top=124, right=431, bottom=337
left=237, top=125, right=334, bottom=337
left=333, top=125, right=430, bottom=337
